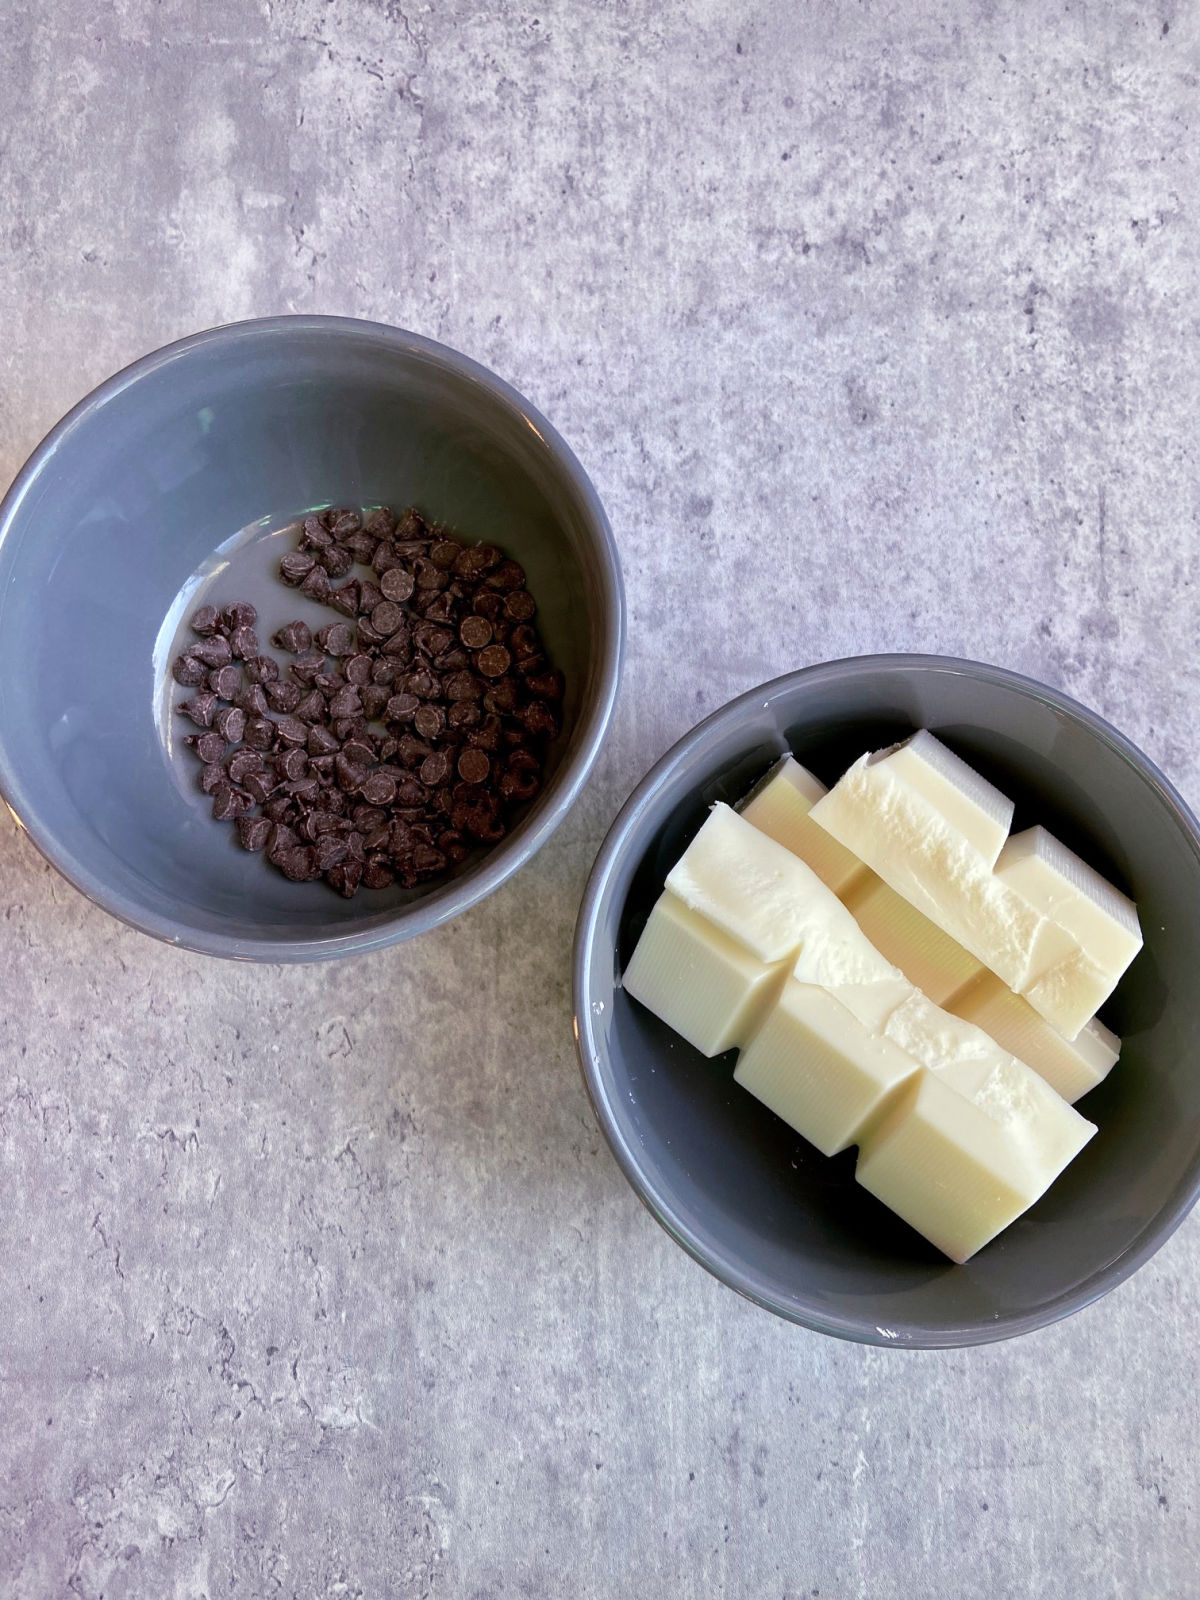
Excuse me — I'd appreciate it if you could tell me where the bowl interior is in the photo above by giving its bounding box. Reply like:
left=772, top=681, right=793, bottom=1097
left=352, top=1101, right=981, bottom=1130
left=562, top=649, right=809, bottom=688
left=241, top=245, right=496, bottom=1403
left=577, top=659, right=1200, bottom=1346
left=0, top=322, right=612, bottom=953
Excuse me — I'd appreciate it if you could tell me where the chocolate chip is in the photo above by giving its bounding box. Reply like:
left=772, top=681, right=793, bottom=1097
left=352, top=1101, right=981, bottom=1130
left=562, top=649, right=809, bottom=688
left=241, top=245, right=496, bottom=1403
left=300, top=564, right=332, bottom=602
left=188, top=635, right=232, bottom=669
left=380, top=567, right=415, bottom=603
left=272, top=621, right=310, bottom=654
left=320, top=544, right=354, bottom=578
left=177, top=692, right=217, bottom=727
left=504, top=590, right=536, bottom=621
left=212, top=783, right=252, bottom=821
left=361, top=684, right=390, bottom=719
left=476, top=644, right=511, bottom=678
left=242, top=718, right=275, bottom=753
left=522, top=701, right=559, bottom=739
left=328, top=685, right=362, bottom=719
left=488, top=559, right=526, bottom=591
left=359, top=772, right=397, bottom=807
left=372, top=542, right=401, bottom=574
left=190, top=605, right=222, bottom=635
left=381, top=629, right=411, bottom=658
left=173, top=653, right=209, bottom=687
left=326, top=860, right=363, bottom=897
left=457, top=748, right=490, bottom=785
left=214, top=705, right=246, bottom=744
left=419, top=751, right=451, bottom=787
left=525, top=669, right=564, bottom=701
left=266, top=681, right=302, bottom=713
left=459, top=615, right=492, bottom=650
left=447, top=701, right=481, bottom=730
left=280, top=551, right=315, bottom=586
left=237, top=815, right=272, bottom=851
left=198, top=762, right=226, bottom=795
left=188, top=730, right=226, bottom=764
left=431, top=539, right=461, bottom=569
left=275, top=716, right=309, bottom=747
left=290, top=652, right=326, bottom=684
left=454, top=544, right=500, bottom=578
left=278, top=845, right=320, bottom=881
left=208, top=665, right=241, bottom=700
left=364, top=506, right=395, bottom=539
left=473, top=590, right=504, bottom=620
left=243, top=769, right=278, bottom=803
left=368, top=601, right=403, bottom=636
left=413, top=705, right=445, bottom=741
left=414, top=558, right=446, bottom=591
left=301, top=515, right=332, bottom=549
left=331, top=509, right=361, bottom=538
left=229, top=626, right=259, bottom=660
left=227, top=748, right=263, bottom=785
left=329, top=582, right=361, bottom=618
left=386, top=692, right=419, bottom=722
left=362, top=856, right=395, bottom=890
left=421, top=591, right=458, bottom=624
left=312, top=622, right=351, bottom=657
left=244, top=654, right=280, bottom=685
left=236, top=683, right=270, bottom=717
left=358, top=581, right=385, bottom=614
left=444, top=671, right=482, bottom=701
left=308, top=725, right=340, bottom=757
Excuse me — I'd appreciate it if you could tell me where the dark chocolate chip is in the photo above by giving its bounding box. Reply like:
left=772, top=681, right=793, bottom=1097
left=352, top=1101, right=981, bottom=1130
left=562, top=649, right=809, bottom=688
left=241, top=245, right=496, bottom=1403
left=275, top=715, right=309, bottom=747
left=504, top=590, right=536, bottom=622
left=236, top=814, right=272, bottom=852
left=236, top=684, right=270, bottom=717
left=459, top=615, right=492, bottom=650
left=457, top=748, right=490, bottom=785
left=198, top=762, right=226, bottom=795
left=212, top=783, right=252, bottom=821
left=363, top=507, right=395, bottom=539
left=308, top=725, right=340, bottom=757
left=299, top=564, right=332, bottom=602
left=189, top=605, right=222, bottom=635
left=266, top=681, right=302, bottom=714
left=488, top=559, right=526, bottom=591
left=326, top=860, right=363, bottom=897
left=380, top=566, right=415, bottom=603
left=413, top=705, right=445, bottom=741
left=319, top=544, right=354, bottom=578
left=280, top=551, right=316, bottom=586
left=229, top=626, right=259, bottom=660
left=431, top=539, right=461, bottom=569
left=476, top=644, right=511, bottom=679
left=370, top=601, right=404, bottom=636
left=188, top=635, right=232, bottom=669
left=329, top=582, right=361, bottom=618
left=214, top=706, right=246, bottom=744
left=244, top=654, right=280, bottom=685
left=173, top=656, right=208, bottom=692
left=272, top=620, right=312, bottom=653
left=177, top=692, right=217, bottom=727
left=315, top=622, right=355, bottom=656
left=444, top=671, right=482, bottom=701
left=362, top=856, right=395, bottom=890
left=301, top=515, right=332, bottom=549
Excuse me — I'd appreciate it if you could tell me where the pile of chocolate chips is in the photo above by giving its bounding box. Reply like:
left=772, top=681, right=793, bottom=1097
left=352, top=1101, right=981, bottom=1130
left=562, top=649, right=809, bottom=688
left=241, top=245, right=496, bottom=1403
left=171, top=505, right=563, bottom=897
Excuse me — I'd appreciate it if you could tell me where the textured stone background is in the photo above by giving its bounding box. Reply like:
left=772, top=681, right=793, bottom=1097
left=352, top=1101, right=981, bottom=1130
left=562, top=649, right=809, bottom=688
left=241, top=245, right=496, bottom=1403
left=2, top=1, right=1198, bottom=1595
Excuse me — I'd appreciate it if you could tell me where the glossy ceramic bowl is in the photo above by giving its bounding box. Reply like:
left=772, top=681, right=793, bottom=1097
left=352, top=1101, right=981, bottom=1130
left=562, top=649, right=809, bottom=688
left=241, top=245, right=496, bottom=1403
left=574, top=655, right=1200, bottom=1347
left=0, top=317, right=623, bottom=959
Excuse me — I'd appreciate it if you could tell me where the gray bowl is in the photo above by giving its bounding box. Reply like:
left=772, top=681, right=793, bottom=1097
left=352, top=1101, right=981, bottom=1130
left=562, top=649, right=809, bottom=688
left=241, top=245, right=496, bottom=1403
left=574, top=655, right=1200, bottom=1347
left=0, top=317, right=623, bottom=960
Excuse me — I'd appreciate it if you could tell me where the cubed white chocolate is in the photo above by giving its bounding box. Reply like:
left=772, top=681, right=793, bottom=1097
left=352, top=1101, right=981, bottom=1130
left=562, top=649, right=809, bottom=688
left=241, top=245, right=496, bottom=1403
left=622, top=892, right=786, bottom=1057
left=994, top=826, right=1142, bottom=978
left=874, top=730, right=1015, bottom=867
left=949, top=972, right=1119, bottom=1104
left=735, top=979, right=920, bottom=1156
left=739, top=756, right=867, bottom=895
left=843, top=872, right=985, bottom=1005
left=856, top=1064, right=1096, bottom=1263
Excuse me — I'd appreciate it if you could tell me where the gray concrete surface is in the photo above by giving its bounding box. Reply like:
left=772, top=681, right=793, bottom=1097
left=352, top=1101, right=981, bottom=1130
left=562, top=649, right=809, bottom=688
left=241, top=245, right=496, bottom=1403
left=1, top=1, right=1198, bottom=1594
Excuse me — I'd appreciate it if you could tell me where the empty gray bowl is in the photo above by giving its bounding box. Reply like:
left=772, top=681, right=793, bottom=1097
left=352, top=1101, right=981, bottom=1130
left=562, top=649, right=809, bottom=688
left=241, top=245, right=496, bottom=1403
left=0, top=317, right=623, bottom=959
left=573, top=655, right=1200, bottom=1347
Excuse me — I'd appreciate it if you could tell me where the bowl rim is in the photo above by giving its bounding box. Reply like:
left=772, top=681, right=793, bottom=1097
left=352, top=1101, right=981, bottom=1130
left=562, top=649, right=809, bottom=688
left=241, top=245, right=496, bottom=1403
left=0, top=314, right=625, bottom=961
left=572, top=652, right=1200, bottom=1348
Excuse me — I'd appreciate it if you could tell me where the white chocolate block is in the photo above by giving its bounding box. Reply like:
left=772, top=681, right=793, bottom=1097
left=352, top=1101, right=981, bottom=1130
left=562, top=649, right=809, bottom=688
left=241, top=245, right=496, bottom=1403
left=883, top=730, right=1015, bottom=866
left=994, top=826, right=1142, bottom=978
left=810, top=752, right=1102, bottom=1037
left=622, top=892, right=787, bottom=1057
left=843, top=872, right=985, bottom=1005
left=950, top=972, right=1119, bottom=1104
left=739, top=756, right=867, bottom=895
left=856, top=1065, right=1096, bottom=1263
left=735, top=980, right=920, bottom=1156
